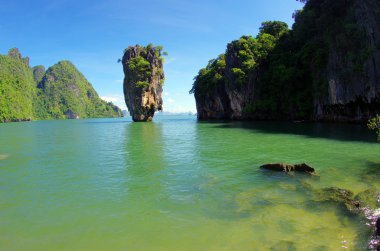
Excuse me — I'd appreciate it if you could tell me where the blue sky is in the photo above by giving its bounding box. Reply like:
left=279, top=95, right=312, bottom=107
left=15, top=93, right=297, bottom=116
left=0, top=0, right=304, bottom=112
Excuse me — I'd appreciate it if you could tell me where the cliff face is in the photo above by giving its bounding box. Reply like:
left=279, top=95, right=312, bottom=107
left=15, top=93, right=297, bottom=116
left=122, top=45, right=164, bottom=122
left=192, top=0, right=380, bottom=122
left=192, top=24, right=285, bottom=120
left=194, top=44, right=256, bottom=120
left=32, top=65, right=46, bottom=84
left=313, top=0, right=380, bottom=122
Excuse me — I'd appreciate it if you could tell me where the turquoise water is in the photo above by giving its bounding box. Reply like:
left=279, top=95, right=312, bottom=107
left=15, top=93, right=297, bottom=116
left=0, top=116, right=379, bottom=250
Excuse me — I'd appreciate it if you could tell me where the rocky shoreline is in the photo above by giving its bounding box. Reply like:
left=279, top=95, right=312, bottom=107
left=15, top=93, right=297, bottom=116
left=261, top=163, right=380, bottom=250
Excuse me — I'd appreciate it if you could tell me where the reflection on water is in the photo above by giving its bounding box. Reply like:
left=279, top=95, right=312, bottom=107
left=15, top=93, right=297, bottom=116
left=123, top=122, right=166, bottom=210
left=212, top=120, right=377, bottom=143
left=0, top=116, right=379, bottom=250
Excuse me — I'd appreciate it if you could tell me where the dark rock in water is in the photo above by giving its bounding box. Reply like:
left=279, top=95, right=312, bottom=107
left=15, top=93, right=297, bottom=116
left=259, top=164, right=380, bottom=249
left=314, top=187, right=380, bottom=250
left=260, top=163, right=315, bottom=174
left=122, top=44, right=165, bottom=122
left=270, top=240, right=297, bottom=251
left=320, top=187, right=354, bottom=201
left=311, top=246, right=329, bottom=251
left=315, top=187, right=360, bottom=213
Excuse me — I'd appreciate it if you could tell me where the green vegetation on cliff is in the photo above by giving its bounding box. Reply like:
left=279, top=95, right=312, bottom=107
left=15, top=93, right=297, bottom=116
left=0, top=49, right=122, bottom=122
left=128, top=56, right=152, bottom=88
left=36, top=61, right=121, bottom=119
left=191, top=54, right=226, bottom=95
left=0, top=48, right=35, bottom=122
left=122, top=44, right=165, bottom=122
left=191, top=0, right=380, bottom=121
left=122, top=44, right=166, bottom=89
left=190, top=21, right=289, bottom=95
left=258, top=0, right=374, bottom=118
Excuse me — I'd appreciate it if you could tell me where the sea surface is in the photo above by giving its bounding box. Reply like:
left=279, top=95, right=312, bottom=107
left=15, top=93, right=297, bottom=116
left=0, top=115, right=379, bottom=250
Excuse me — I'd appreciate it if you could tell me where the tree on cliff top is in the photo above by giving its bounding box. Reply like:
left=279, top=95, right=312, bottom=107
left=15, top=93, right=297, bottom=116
left=259, top=21, right=289, bottom=39
left=190, top=21, right=289, bottom=95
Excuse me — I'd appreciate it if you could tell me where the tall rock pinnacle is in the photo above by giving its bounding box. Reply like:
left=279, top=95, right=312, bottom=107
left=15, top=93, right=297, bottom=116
left=122, top=44, right=165, bottom=122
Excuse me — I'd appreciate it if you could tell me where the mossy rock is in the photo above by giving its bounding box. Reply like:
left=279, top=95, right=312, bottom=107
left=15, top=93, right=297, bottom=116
left=354, top=189, right=380, bottom=210
left=270, top=240, right=297, bottom=251
left=314, top=187, right=360, bottom=213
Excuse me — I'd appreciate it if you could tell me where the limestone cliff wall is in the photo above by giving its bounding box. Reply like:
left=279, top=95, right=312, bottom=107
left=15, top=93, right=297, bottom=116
left=194, top=0, right=380, bottom=122
left=195, top=44, right=256, bottom=120
left=314, top=0, right=380, bottom=122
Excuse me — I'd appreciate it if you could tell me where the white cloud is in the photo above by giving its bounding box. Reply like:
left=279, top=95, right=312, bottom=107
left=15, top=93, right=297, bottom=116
left=100, top=95, right=127, bottom=110
left=115, top=79, right=123, bottom=84
left=164, top=92, right=169, bottom=96
left=101, top=96, right=119, bottom=102
left=167, top=98, right=175, bottom=103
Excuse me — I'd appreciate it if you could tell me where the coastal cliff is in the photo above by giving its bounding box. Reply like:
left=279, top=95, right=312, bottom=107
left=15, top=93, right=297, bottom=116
left=192, top=45, right=256, bottom=120
left=191, top=0, right=380, bottom=122
left=122, top=45, right=165, bottom=122
left=313, top=0, right=380, bottom=121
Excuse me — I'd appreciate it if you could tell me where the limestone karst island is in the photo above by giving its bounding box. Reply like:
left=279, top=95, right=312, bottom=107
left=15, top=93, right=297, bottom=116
left=0, top=0, right=380, bottom=250
left=122, top=44, right=165, bottom=122
left=0, top=48, right=122, bottom=122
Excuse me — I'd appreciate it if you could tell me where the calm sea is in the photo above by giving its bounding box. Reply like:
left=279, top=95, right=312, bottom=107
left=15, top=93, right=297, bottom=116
left=0, top=115, right=379, bottom=250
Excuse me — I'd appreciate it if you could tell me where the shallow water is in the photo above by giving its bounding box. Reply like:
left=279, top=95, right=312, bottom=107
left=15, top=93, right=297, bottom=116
left=0, top=116, right=379, bottom=250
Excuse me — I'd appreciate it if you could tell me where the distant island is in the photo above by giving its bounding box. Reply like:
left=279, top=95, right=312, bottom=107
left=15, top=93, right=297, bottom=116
left=0, top=48, right=122, bottom=123
left=121, top=44, right=166, bottom=122
left=190, top=0, right=380, bottom=123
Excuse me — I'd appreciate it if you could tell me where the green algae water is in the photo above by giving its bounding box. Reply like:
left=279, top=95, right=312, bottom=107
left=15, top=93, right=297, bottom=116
left=0, top=116, right=379, bottom=250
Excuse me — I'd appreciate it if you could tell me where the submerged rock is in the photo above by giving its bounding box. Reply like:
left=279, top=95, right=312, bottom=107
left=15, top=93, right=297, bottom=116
left=260, top=163, right=315, bottom=175
left=122, top=44, right=165, bottom=122
left=270, top=240, right=297, bottom=251
left=315, top=187, right=360, bottom=213
left=0, top=154, right=8, bottom=160
left=355, top=189, right=380, bottom=210
left=261, top=167, right=380, bottom=250
left=315, top=187, right=380, bottom=250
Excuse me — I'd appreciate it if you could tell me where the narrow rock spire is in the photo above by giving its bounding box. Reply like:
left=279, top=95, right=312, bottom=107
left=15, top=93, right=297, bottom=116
left=122, top=44, right=165, bottom=122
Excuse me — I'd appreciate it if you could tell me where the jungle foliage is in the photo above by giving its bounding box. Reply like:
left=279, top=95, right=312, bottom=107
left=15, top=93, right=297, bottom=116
left=0, top=49, right=122, bottom=122
left=123, top=44, right=167, bottom=88
left=190, top=0, right=375, bottom=120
